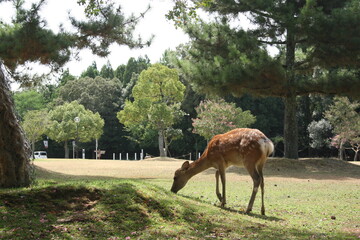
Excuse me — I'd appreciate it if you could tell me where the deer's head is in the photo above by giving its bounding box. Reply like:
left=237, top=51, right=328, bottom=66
left=171, top=161, right=191, bottom=193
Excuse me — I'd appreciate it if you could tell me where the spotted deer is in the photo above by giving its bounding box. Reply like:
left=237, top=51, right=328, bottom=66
left=171, top=128, right=274, bottom=215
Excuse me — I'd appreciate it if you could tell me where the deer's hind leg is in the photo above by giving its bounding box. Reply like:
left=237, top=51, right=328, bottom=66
left=258, top=163, right=265, bottom=215
left=245, top=165, right=262, bottom=214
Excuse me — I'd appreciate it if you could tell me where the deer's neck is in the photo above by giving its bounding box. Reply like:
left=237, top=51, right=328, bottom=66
left=187, top=157, right=211, bottom=178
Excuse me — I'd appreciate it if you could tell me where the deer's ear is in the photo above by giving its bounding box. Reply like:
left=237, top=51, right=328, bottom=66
left=181, top=161, right=190, bottom=170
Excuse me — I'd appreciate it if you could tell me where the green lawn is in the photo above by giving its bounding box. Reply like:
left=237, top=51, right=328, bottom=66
left=0, top=158, right=359, bottom=239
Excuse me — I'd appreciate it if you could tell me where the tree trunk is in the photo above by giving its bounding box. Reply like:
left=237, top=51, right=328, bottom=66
left=0, top=65, right=31, bottom=187
left=284, top=21, right=299, bottom=159
left=283, top=94, right=299, bottom=159
left=31, top=141, right=35, bottom=159
left=339, top=141, right=345, bottom=160
left=64, top=141, right=69, bottom=159
left=158, top=130, right=166, bottom=157
left=354, top=151, right=359, bottom=161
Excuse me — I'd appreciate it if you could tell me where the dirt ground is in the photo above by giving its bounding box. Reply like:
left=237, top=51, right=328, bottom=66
left=34, top=157, right=360, bottom=183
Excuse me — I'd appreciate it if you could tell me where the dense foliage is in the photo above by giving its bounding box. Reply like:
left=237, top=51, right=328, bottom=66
left=21, top=109, right=49, bottom=156
left=117, top=64, right=186, bottom=157
left=325, top=97, right=360, bottom=161
left=3, top=1, right=360, bottom=163
left=167, top=0, right=360, bottom=159
left=0, top=0, right=152, bottom=187
left=47, top=101, right=104, bottom=158
left=192, top=99, right=255, bottom=141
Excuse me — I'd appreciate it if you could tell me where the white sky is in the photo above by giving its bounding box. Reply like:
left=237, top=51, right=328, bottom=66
left=0, top=0, right=190, bottom=77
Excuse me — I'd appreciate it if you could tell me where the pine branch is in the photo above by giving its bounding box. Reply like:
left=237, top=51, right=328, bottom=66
left=123, top=5, right=151, bottom=25
left=258, top=40, right=286, bottom=45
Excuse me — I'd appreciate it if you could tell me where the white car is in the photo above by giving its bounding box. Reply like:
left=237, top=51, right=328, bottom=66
left=34, top=151, right=47, bottom=159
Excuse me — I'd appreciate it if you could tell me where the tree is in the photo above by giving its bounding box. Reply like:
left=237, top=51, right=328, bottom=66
left=122, top=56, right=151, bottom=85
left=100, top=61, right=114, bottom=79
left=80, top=62, right=100, bottom=78
left=22, top=109, right=49, bottom=157
left=47, top=101, right=104, bottom=158
left=0, top=0, right=150, bottom=187
left=0, top=65, right=31, bottom=187
left=13, top=90, right=46, bottom=119
left=167, top=0, right=360, bottom=159
left=325, top=97, right=360, bottom=161
left=307, top=119, right=332, bottom=151
left=55, top=76, right=124, bottom=158
left=192, top=98, right=256, bottom=141
left=117, top=64, right=186, bottom=157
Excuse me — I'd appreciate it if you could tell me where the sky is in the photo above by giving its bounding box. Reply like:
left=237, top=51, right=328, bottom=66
left=0, top=0, right=190, bottom=77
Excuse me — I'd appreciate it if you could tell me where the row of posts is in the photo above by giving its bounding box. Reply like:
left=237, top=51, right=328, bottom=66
left=76, top=148, right=203, bottom=160
left=112, top=149, right=144, bottom=160
left=111, top=151, right=203, bottom=160
left=111, top=152, right=204, bottom=161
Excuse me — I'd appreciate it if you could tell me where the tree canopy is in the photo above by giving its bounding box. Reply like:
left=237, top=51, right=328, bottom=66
left=22, top=109, right=49, bottom=156
left=0, top=0, right=151, bottom=80
left=192, top=98, right=255, bottom=141
left=167, top=0, right=360, bottom=158
left=47, top=101, right=104, bottom=158
left=14, top=90, right=46, bottom=119
left=325, top=97, right=360, bottom=161
left=118, top=64, right=186, bottom=157
left=0, top=0, right=151, bottom=187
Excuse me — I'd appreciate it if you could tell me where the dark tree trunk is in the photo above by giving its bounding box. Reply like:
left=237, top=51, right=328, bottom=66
left=64, top=141, right=69, bottom=158
left=284, top=21, right=299, bottom=159
left=283, top=94, right=299, bottom=159
left=0, top=65, right=31, bottom=187
left=339, top=141, right=345, bottom=161
left=158, top=130, right=166, bottom=157
left=354, top=151, right=359, bottom=161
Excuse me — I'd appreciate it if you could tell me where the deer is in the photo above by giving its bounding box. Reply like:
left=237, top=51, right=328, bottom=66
left=171, top=128, right=274, bottom=215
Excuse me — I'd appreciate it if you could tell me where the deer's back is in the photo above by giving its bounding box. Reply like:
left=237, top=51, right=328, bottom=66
left=203, top=128, right=271, bottom=169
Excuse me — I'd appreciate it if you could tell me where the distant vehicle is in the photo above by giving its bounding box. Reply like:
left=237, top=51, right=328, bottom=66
left=34, top=151, right=47, bottom=159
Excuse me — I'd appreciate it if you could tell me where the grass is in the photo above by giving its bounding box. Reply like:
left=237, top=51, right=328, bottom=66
left=1, top=158, right=359, bottom=239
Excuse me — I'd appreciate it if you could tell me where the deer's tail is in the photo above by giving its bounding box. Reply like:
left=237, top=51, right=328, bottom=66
left=259, top=137, right=274, bottom=157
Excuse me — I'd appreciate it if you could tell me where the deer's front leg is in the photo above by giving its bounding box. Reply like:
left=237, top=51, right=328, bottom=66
left=216, top=166, right=226, bottom=207
left=215, top=170, right=222, bottom=202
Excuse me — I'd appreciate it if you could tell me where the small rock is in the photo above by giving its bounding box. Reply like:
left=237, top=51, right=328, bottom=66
left=331, top=216, right=336, bottom=220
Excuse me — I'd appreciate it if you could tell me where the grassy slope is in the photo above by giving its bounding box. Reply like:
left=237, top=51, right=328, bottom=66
left=0, top=158, right=359, bottom=239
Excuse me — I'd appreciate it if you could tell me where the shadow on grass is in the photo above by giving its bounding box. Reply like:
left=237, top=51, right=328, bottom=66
left=1, top=175, right=357, bottom=239
left=202, top=158, right=360, bottom=180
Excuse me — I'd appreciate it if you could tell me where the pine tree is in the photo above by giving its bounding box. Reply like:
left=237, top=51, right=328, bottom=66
left=168, top=0, right=360, bottom=159
left=0, top=0, right=151, bottom=187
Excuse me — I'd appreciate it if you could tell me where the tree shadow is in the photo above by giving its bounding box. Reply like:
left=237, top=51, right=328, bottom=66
left=202, top=158, right=360, bottom=180
left=1, top=167, right=357, bottom=240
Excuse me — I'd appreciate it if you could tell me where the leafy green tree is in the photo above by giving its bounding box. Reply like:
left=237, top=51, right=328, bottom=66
left=168, top=0, right=360, bottom=159
left=0, top=0, right=150, bottom=187
left=55, top=76, right=125, bottom=158
left=118, top=64, right=186, bottom=157
left=22, top=109, right=49, bottom=157
left=13, top=90, right=46, bottom=119
left=47, top=101, right=104, bottom=158
left=192, top=98, right=256, bottom=141
left=56, top=76, right=123, bottom=114
left=325, top=97, right=360, bottom=161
